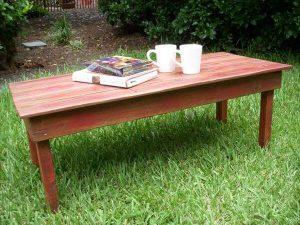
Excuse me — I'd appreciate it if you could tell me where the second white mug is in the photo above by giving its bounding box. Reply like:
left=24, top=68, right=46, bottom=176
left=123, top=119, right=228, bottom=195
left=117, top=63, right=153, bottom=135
left=176, top=44, right=203, bottom=75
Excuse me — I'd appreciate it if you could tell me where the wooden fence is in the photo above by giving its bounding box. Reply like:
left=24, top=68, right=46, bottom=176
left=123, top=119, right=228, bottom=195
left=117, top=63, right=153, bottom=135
left=32, top=0, right=98, bottom=11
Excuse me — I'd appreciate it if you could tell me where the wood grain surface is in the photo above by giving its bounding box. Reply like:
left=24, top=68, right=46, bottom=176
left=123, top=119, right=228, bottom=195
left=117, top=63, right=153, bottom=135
left=9, top=52, right=291, bottom=118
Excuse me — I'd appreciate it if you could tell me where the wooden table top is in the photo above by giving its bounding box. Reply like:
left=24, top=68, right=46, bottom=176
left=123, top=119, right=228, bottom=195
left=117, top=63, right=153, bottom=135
left=9, top=52, right=291, bottom=118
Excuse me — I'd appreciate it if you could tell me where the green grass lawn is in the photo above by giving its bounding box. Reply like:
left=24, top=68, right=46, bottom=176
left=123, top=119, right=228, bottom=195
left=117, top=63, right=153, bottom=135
left=0, top=51, right=299, bottom=224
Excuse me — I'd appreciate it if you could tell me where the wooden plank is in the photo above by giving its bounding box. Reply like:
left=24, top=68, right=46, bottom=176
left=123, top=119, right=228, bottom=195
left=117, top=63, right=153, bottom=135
left=259, top=90, right=274, bottom=147
left=13, top=82, right=114, bottom=103
left=9, top=74, right=70, bottom=92
left=26, top=72, right=282, bottom=141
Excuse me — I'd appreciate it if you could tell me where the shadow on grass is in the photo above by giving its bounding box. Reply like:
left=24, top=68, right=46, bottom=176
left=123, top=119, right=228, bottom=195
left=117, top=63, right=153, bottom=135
left=54, top=106, right=256, bottom=179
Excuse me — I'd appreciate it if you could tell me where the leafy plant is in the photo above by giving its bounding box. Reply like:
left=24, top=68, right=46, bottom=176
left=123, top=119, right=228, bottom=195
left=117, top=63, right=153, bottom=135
left=69, top=40, right=84, bottom=50
left=0, top=0, right=31, bottom=69
left=98, top=0, right=300, bottom=50
left=49, top=15, right=72, bottom=45
left=26, top=3, right=48, bottom=18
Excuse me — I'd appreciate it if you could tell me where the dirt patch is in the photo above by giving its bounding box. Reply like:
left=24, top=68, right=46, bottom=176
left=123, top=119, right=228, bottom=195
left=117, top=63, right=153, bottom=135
left=0, top=9, right=151, bottom=85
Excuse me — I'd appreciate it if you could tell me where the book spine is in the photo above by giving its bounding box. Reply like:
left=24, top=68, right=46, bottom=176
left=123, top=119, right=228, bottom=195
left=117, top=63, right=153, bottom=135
left=96, top=64, right=153, bottom=77
left=94, top=62, right=151, bottom=76
left=96, top=65, right=123, bottom=76
left=99, top=69, right=157, bottom=81
left=87, top=59, right=153, bottom=76
left=122, top=62, right=152, bottom=73
left=123, top=64, right=153, bottom=76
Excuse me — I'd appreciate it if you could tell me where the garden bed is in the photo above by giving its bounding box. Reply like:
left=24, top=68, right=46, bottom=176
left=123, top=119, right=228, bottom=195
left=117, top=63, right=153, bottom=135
left=0, top=9, right=150, bottom=85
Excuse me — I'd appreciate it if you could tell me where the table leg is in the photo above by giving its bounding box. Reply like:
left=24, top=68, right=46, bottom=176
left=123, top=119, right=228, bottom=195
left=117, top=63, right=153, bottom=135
left=216, top=100, right=228, bottom=122
left=259, top=90, right=274, bottom=148
left=26, top=132, right=39, bottom=166
left=36, top=140, right=59, bottom=212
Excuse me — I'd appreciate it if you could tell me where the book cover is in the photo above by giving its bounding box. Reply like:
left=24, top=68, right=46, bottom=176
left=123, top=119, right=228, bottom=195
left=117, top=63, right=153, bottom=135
left=86, top=56, right=153, bottom=77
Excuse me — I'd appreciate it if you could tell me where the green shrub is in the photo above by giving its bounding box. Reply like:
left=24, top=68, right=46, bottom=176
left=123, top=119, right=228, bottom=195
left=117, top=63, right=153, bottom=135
left=26, top=3, right=48, bottom=18
left=0, top=0, right=31, bottom=69
left=99, top=0, right=300, bottom=50
left=49, top=15, right=72, bottom=45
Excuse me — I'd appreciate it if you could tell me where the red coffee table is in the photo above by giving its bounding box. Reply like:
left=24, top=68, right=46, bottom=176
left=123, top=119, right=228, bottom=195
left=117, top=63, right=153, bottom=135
left=9, top=52, right=291, bottom=212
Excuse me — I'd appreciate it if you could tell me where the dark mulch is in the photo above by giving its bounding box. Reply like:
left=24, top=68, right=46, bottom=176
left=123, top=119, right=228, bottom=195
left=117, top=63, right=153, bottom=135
left=0, top=9, right=151, bottom=85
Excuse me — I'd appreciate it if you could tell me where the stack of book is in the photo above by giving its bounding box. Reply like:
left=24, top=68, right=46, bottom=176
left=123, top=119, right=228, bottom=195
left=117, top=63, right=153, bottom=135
left=72, top=56, right=158, bottom=88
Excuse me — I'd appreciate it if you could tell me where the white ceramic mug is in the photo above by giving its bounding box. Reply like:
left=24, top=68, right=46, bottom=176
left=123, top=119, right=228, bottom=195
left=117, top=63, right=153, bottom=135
left=146, top=44, right=178, bottom=72
left=176, top=44, right=203, bottom=75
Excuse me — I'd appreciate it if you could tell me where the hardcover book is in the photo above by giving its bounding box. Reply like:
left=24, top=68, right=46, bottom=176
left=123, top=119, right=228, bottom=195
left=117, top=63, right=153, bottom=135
left=86, top=56, right=153, bottom=77
left=72, top=69, right=158, bottom=88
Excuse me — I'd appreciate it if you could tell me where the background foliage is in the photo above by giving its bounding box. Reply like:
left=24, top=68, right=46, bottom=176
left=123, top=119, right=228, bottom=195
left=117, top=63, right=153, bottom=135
left=26, top=2, right=48, bottom=18
left=0, top=0, right=31, bottom=69
left=49, top=15, right=72, bottom=45
left=99, top=0, right=300, bottom=50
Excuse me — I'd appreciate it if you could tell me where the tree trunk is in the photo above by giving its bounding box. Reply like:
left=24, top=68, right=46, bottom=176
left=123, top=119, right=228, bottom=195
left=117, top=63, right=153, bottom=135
left=0, top=33, right=17, bottom=70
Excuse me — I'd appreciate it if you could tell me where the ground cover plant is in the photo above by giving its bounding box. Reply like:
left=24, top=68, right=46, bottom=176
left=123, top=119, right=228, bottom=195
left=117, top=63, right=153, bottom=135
left=69, top=40, right=85, bottom=50
left=49, top=15, right=72, bottom=45
left=0, top=50, right=299, bottom=224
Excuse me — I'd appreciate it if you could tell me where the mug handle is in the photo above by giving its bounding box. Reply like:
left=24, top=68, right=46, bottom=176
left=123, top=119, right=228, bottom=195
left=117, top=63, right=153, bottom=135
left=174, top=49, right=182, bottom=67
left=146, top=49, right=158, bottom=66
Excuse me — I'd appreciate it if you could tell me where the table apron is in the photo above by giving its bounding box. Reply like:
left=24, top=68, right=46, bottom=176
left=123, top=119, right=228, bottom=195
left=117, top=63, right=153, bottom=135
left=25, top=72, right=282, bottom=142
